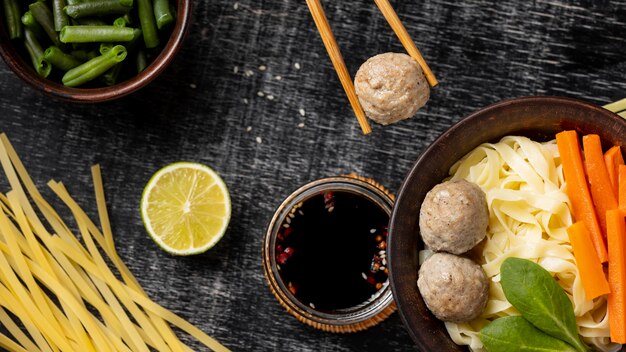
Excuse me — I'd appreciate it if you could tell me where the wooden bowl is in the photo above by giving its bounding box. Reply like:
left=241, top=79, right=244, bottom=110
left=388, top=96, right=626, bottom=351
left=0, top=0, right=191, bottom=102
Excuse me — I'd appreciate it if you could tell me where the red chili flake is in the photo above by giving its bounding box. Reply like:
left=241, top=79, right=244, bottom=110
left=284, top=247, right=295, bottom=257
left=288, top=281, right=298, bottom=295
left=370, top=262, right=380, bottom=273
left=275, top=244, right=283, bottom=253
left=372, top=255, right=381, bottom=263
left=378, top=241, right=387, bottom=250
left=366, top=275, right=376, bottom=285
left=277, top=252, right=289, bottom=265
left=283, top=227, right=293, bottom=238
left=375, top=235, right=383, bottom=242
left=323, top=191, right=334, bottom=203
left=375, top=282, right=383, bottom=290
left=382, top=230, right=388, bottom=237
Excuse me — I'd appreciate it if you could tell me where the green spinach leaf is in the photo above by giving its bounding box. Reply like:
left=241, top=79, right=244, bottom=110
left=500, top=257, right=588, bottom=352
left=480, top=316, right=578, bottom=352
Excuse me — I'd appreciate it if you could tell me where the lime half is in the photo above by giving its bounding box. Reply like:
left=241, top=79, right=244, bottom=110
left=141, top=162, right=231, bottom=255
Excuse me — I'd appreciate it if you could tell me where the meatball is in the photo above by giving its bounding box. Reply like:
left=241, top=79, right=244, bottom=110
left=417, top=252, right=489, bottom=323
left=354, top=53, right=429, bottom=125
left=419, top=179, right=488, bottom=254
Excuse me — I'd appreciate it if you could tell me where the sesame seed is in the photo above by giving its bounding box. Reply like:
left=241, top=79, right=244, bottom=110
left=370, top=228, right=376, bottom=234
left=294, top=62, right=301, bottom=70
left=380, top=266, right=385, bottom=271
left=258, top=65, right=267, bottom=71
left=299, top=108, right=306, bottom=116
left=233, top=2, right=239, bottom=9
left=189, top=83, right=197, bottom=89
left=361, top=272, right=367, bottom=280
left=297, top=123, right=305, bottom=128
left=233, top=66, right=239, bottom=73
left=288, top=213, right=295, bottom=218
left=298, top=210, right=304, bottom=216
left=382, top=258, right=387, bottom=266
left=328, top=206, right=334, bottom=212
left=309, top=303, right=316, bottom=309
left=255, top=136, right=262, bottom=144
left=379, top=250, right=385, bottom=255
left=286, top=217, right=291, bottom=224
left=275, top=75, right=282, bottom=80
left=243, top=98, right=249, bottom=104
left=244, top=69, right=254, bottom=77
left=266, top=95, right=275, bottom=100
left=257, top=91, right=265, bottom=97
left=283, top=223, right=290, bottom=228
left=245, top=126, right=252, bottom=132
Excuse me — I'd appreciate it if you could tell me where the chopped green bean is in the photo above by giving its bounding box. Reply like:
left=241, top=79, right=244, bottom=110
left=137, top=0, right=158, bottom=48
left=73, top=17, right=107, bottom=26
left=64, top=0, right=132, bottom=19
left=99, top=42, right=114, bottom=54
left=62, top=44, right=127, bottom=86
left=29, top=1, right=63, bottom=47
left=135, top=49, right=146, bottom=73
left=100, top=62, right=122, bottom=85
left=44, top=46, right=82, bottom=71
left=3, top=0, right=23, bottom=39
left=21, top=11, right=44, bottom=39
left=113, top=16, right=127, bottom=27
left=153, top=0, right=173, bottom=30
left=24, top=29, right=51, bottom=77
left=60, top=25, right=135, bottom=43
left=52, top=0, right=70, bottom=31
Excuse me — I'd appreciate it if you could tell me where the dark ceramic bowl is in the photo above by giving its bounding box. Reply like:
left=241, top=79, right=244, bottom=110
left=0, top=0, right=191, bottom=102
left=388, top=96, right=626, bottom=351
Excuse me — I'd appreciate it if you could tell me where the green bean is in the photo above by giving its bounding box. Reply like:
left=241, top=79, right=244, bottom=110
left=137, top=0, right=158, bottom=48
left=3, top=0, right=23, bottom=39
left=29, top=1, right=62, bottom=47
left=44, top=46, right=82, bottom=71
left=60, top=25, right=135, bottom=43
left=153, top=0, right=173, bottom=30
left=64, top=0, right=132, bottom=19
left=99, top=43, right=114, bottom=54
left=52, top=0, right=70, bottom=31
left=100, top=63, right=122, bottom=85
left=135, top=49, right=146, bottom=73
left=113, top=16, right=127, bottom=27
left=73, top=17, right=107, bottom=26
left=24, top=29, right=51, bottom=77
left=21, top=11, right=44, bottom=39
left=62, top=44, right=126, bottom=86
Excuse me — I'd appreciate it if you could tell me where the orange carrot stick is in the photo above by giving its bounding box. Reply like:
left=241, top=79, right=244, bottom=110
left=557, top=131, right=608, bottom=263
left=604, top=146, right=624, bottom=198
left=606, top=210, right=626, bottom=343
left=583, top=134, right=618, bottom=238
left=620, top=165, right=626, bottom=216
left=567, top=222, right=611, bottom=300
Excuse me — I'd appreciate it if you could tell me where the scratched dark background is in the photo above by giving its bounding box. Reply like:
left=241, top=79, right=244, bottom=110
left=1, top=0, right=626, bottom=351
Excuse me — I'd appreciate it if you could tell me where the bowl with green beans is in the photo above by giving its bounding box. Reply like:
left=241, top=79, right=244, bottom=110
left=0, top=0, right=190, bottom=102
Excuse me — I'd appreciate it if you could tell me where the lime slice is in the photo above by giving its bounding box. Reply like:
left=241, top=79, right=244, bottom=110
left=141, top=162, right=231, bottom=255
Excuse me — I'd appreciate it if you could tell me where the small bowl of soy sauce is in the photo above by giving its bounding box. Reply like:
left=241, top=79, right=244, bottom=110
left=263, top=174, right=396, bottom=333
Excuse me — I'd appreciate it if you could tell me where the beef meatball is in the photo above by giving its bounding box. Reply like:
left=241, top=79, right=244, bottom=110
left=419, top=179, right=488, bottom=254
left=354, top=52, right=429, bottom=125
left=417, top=252, right=489, bottom=322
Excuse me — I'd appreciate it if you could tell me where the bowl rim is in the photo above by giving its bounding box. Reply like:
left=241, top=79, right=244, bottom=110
left=387, top=95, right=626, bottom=351
left=0, top=0, right=191, bottom=102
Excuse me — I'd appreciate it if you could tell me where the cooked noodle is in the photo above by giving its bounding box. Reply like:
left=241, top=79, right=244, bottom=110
left=420, top=136, right=621, bottom=352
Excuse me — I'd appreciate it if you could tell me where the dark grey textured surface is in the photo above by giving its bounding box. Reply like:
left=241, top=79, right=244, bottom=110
left=1, top=0, right=626, bottom=351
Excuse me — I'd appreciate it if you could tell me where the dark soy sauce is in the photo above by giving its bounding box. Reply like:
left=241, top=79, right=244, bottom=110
left=275, top=190, right=389, bottom=311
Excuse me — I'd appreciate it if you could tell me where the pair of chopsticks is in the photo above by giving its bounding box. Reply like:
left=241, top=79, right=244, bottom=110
left=305, top=0, right=438, bottom=135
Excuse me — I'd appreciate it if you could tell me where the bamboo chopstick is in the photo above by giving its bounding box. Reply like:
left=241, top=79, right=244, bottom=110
left=374, top=0, right=438, bottom=87
left=305, top=0, right=372, bottom=135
